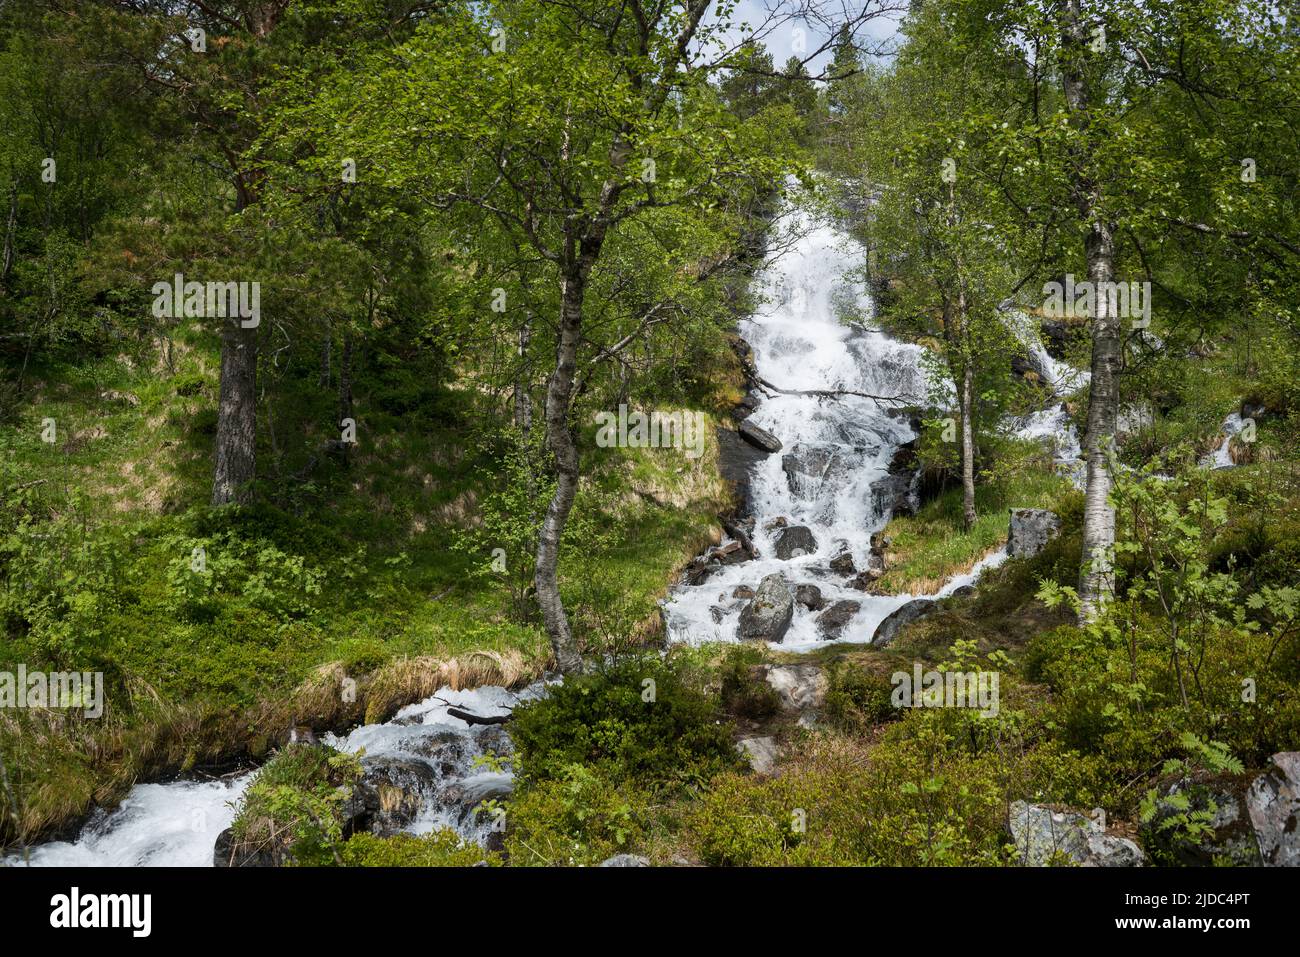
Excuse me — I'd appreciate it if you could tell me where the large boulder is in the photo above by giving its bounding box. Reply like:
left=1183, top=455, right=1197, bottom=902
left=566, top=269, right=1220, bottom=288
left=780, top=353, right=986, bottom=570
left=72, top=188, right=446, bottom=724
left=1245, top=751, right=1300, bottom=866
left=213, top=827, right=283, bottom=867
left=1007, top=508, right=1062, bottom=559
left=737, top=574, right=794, bottom=642
left=708, top=540, right=752, bottom=566
left=828, top=551, right=857, bottom=575
left=1008, top=802, right=1147, bottom=867
left=1141, top=773, right=1261, bottom=866
left=738, top=420, right=782, bottom=453
left=871, top=597, right=938, bottom=647
left=816, top=600, right=861, bottom=639
left=773, top=525, right=818, bottom=559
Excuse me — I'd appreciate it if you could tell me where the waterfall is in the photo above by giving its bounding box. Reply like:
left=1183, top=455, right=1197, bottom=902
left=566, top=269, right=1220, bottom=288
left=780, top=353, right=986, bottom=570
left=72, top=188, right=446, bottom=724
left=661, top=200, right=937, bottom=649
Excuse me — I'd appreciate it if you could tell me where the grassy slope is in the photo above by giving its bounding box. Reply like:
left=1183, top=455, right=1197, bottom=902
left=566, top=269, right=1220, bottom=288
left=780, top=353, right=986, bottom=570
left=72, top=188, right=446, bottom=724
left=0, top=324, right=736, bottom=847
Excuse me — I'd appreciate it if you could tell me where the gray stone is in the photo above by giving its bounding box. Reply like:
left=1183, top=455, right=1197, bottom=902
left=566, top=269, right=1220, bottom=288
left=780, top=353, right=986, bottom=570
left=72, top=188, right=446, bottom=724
left=347, top=756, right=440, bottom=836
left=762, top=664, right=827, bottom=715
left=738, top=420, right=782, bottom=453
left=1008, top=801, right=1147, bottom=867
left=781, top=444, right=843, bottom=498
left=736, top=736, right=779, bottom=775
left=828, top=551, right=857, bottom=575
left=773, top=524, right=818, bottom=560
left=794, top=583, right=824, bottom=611
left=871, top=597, right=937, bottom=647
left=1143, top=776, right=1261, bottom=866
left=1246, top=751, right=1300, bottom=867
left=817, top=600, right=861, bottom=639
left=598, top=854, right=650, bottom=867
left=1007, top=508, right=1062, bottom=559
left=737, top=574, right=794, bottom=642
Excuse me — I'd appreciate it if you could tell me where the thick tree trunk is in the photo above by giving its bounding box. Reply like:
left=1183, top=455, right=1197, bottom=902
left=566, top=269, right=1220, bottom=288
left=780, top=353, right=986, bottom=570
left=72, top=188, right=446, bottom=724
left=533, top=271, right=587, bottom=675
left=211, top=318, right=258, bottom=505
left=1062, top=0, right=1120, bottom=622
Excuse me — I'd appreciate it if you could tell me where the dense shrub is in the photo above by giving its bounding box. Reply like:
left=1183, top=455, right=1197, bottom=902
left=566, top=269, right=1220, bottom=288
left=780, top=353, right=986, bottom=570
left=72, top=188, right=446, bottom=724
left=503, top=763, right=650, bottom=866
left=338, top=831, right=495, bottom=867
left=509, top=656, right=742, bottom=792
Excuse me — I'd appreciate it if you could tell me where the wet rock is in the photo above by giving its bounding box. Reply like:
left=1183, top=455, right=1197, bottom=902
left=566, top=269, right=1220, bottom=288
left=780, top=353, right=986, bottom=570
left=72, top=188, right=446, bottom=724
left=716, top=427, right=767, bottom=514
left=737, top=736, right=779, bottom=775
left=1008, top=802, right=1147, bottom=867
left=846, top=563, right=885, bottom=592
left=405, top=729, right=470, bottom=775
left=732, top=585, right=755, bottom=600
left=709, top=540, right=752, bottom=565
left=781, top=444, right=843, bottom=498
left=682, top=557, right=715, bottom=587
left=828, top=551, right=856, bottom=575
left=872, top=598, right=938, bottom=647
left=738, top=574, right=794, bottom=642
left=794, top=583, right=825, bottom=611
left=763, top=516, right=789, bottom=532
left=1240, top=399, right=1268, bottom=423
left=1007, top=508, right=1062, bottom=559
left=738, top=420, right=782, bottom=453
left=347, top=757, right=439, bottom=836
left=870, top=472, right=915, bottom=521
left=949, top=584, right=977, bottom=599
left=817, top=600, right=861, bottom=639
left=213, top=827, right=284, bottom=867
left=599, top=854, right=650, bottom=867
left=441, top=774, right=515, bottom=825
left=773, top=525, right=818, bottom=559
left=1246, top=751, right=1300, bottom=866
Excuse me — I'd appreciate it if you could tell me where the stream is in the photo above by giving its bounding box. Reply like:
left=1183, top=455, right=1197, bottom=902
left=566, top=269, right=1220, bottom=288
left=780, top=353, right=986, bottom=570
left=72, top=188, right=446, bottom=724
left=4, top=192, right=1087, bottom=867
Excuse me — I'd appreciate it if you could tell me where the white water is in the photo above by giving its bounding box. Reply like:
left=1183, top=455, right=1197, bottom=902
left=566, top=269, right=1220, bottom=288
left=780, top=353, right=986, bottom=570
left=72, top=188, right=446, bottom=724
left=663, top=200, right=966, bottom=650
left=1203, top=412, right=1245, bottom=469
left=5, top=681, right=550, bottom=867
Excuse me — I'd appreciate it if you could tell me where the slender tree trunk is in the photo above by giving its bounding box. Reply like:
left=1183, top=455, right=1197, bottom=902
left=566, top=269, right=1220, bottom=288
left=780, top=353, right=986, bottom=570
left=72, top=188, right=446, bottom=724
left=959, top=349, right=977, bottom=531
left=1, top=180, right=17, bottom=287
left=1062, top=0, right=1120, bottom=622
left=211, top=317, right=258, bottom=505
left=534, top=270, right=587, bottom=675
left=514, top=318, right=532, bottom=433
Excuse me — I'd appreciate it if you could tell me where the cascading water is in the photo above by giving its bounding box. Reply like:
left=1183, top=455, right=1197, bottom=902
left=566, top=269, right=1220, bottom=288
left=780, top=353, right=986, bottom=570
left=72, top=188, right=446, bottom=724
left=4, top=681, right=549, bottom=867
left=662, top=201, right=939, bottom=649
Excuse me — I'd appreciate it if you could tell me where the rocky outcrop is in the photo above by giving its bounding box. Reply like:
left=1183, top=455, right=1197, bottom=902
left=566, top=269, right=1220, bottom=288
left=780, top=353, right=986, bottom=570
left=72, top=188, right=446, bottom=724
left=738, top=574, right=794, bottom=642
left=599, top=854, right=650, bottom=866
left=871, top=597, right=938, bottom=647
left=1007, top=508, right=1062, bottom=559
left=738, top=420, right=782, bottom=453
left=1008, top=802, right=1146, bottom=867
left=1246, top=752, right=1300, bottom=866
left=773, top=525, right=818, bottom=559
left=816, top=600, right=861, bottom=639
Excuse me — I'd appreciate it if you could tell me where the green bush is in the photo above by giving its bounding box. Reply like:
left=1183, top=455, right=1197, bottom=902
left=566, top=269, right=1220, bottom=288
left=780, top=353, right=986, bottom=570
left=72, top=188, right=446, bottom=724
left=338, top=830, right=495, bottom=867
left=509, top=655, right=742, bottom=793
left=825, top=662, right=898, bottom=731
left=719, top=645, right=780, bottom=720
left=503, top=763, right=649, bottom=866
